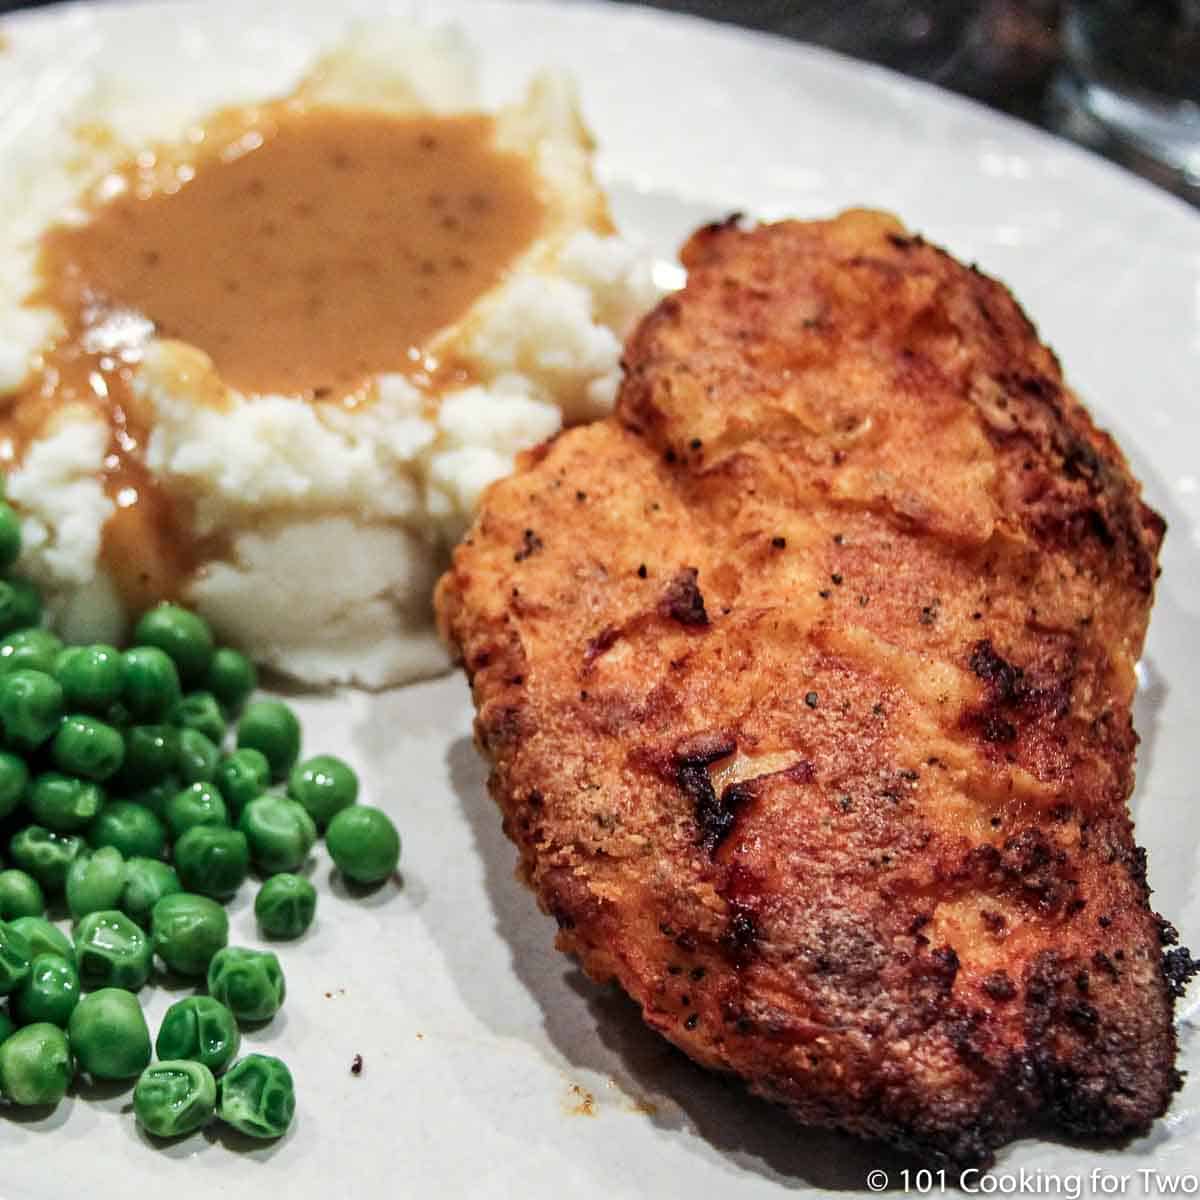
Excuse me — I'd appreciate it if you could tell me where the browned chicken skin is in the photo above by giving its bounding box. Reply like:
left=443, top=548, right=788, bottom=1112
left=435, top=210, right=1194, bottom=1169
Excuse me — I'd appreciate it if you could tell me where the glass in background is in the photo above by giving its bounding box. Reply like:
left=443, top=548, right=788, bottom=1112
left=1060, top=0, right=1200, bottom=183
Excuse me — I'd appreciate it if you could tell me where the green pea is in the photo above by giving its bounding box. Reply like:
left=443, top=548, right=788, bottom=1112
left=8, top=916, right=72, bottom=960
left=213, top=748, right=269, bottom=818
left=68, top=987, right=151, bottom=1079
left=170, top=691, right=226, bottom=744
left=236, top=699, right=300, bottom=780
left=207, top=947, right=285, bottom=1024
left=0, top=628, right=62, bottom=676
left=135, top=1059, right=217, bottom=1137
left=0, top=577, right=41, bottom=637
left=288, top=754, right=358, bottom=829
left=0, top=921, right=32, bottom=994
left=326, top=805, right=401, bottom=885
left=88, top=801, right=166, bottom=860
left=217, top=1054, right=295, bottom=1138
left=12, top=952, right=80, bottom=1027
left=133, top=604, right=214, bottom=686
left=28, top=772, right=106, bottom=833
left=151, top=892, right=228, bottom=977
left=0, top=749, right=29, bottom=818
left=254, top=874, right=316, bottom=940
left=0, top=869, right=44, bottom=919
left=120, top=857, right=181, bottom=927
left=55, top=642, right=123, bottom=711
left=205, top=648, right=256, bottom=713
left=178, top=728, right=219, bottom=784
left=73, top=909, right=152, bottom=991
left=118, top=724, right=180, bottom=788
left=52, top=714, right=126, bottom=781
left=121, top=646, right=181, bottom=721
left=173, top=826, right=249, bottom=901
left=9, top=826, right=84, bottom=893
left=0, top=1021, right=72, bottom=1105
left=155, top=995, right=240, bottom=1074
left=0, top=501, right=21, bottom=569
left=166, top=782, right=228, bottom=840
left=0, top=667, right=63, bottom=749
left=0, top=1009, right=13, bottom=1045
left=66, top=846, right=126, bottom=920
left=238, top=795, right=316, bottom=875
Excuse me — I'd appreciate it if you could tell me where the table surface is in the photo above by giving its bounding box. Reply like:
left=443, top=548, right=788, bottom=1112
left=1, top=0, right=1196, bottom=209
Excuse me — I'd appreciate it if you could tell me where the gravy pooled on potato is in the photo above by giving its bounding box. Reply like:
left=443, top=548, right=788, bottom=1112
left=11, top=103, right=544, bottom=611
left=39, top=108, right=544, bottom=399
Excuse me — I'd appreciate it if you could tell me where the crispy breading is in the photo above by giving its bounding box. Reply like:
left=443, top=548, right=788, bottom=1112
left=435, top=210, right=1193, bottom=1169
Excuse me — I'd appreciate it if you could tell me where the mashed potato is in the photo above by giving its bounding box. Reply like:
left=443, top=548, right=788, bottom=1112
left=1, top=24, right=659, bottom=687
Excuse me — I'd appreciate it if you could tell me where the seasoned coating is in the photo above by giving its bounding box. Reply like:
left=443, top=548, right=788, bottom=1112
left=435, top=210, right=1193, bottom=1169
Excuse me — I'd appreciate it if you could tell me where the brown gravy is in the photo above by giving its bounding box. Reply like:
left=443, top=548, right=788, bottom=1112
left=39, top=107, right=544, bottom=398
left=2, top=104, right=545, bottom=608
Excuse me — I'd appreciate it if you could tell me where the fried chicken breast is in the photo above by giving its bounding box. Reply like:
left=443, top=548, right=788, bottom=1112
left=434, top=210, right=1194, bottom=1169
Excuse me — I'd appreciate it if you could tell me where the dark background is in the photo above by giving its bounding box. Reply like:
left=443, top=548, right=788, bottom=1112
left=1, top=0, right=1196, bottom=207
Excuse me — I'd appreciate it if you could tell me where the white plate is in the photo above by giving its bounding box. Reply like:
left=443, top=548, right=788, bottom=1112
left=2, top=2, right=1199, bottom=1197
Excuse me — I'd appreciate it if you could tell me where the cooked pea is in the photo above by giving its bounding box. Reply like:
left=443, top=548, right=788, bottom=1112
left=0, top=1021, right=72, bottom=1105
left=172, top=826, right=249, bottom=900
left=151, top=892, right=228, bottom=977
left=28, top=772, right=106, bottom=833
left=135, top=1059, right=217, bottom=1137
left=121, top=857, right=181, bottom=927
left=236, top=700, right=300, bottom=780
left=52, top=714, right=126, bottom=781
left=0, top=869, right=44, bottom=919
left=213, top=748, right=269, bottom=818
left=133, top=604, right=214, bottom=686
left=326, top=805, right=401, bottom=885
left=238, top=795, right=316, bottom=875
left=0, top=501, right=21, bottom=569
left=155, top=995, right=240, bottom=1074
left=55, top=643, right=124, bottom=711
left=0, top=667, right=63, bottom=749
left=73, top=909, right=152, bottom=991
left=0, top=750, right=29, bottom=819
left=0, top=628, right=62, bottom=676
left=66, top=846, right=127, bottom=920
left=8, top=916, right=72, bottom=960
left=88, top=801, right=166, bottom=860
left=118, top=724, right=180, bottom=788
left=207, top=947, right=285, bottom=1024
left=170, top=691, right=226, bottom=744
left=68, top=987, right=151, bottom=1079
left=121, top=647, right=181, bottom=721
left=177, top=728, right=219, bottom=784
left=0, top=920, right=32, bottom=994
left=0, top=577, right=41, bottom=637
left=9, top=826, right=84, bottom=893
left=288, top=754, right=357, bottom=829
left=217, top=1054, right=295, bottom=1138
left=205, top=648, right=256, bottom=713
left=254, top=874, right=316, bottom=940
left=165, top=782, right=227, bottom=840
left=12, top=953, right=80, bottom=1027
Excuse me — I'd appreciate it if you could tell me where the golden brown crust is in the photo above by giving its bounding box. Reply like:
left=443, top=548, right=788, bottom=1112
left=434, top=210, right=1191, bottom=1170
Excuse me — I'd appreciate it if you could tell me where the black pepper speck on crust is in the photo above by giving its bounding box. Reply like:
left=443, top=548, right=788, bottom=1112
left=661, top=567, right=709, bottom=627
